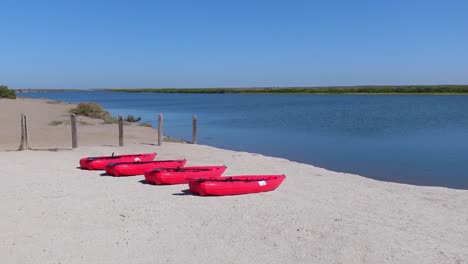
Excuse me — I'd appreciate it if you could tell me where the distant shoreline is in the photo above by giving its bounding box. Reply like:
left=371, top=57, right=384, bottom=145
left=14, top=85, right=468, bottom=94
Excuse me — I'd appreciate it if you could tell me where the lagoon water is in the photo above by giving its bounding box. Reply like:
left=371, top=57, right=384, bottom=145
left=21, top=91, right=468, bottom=189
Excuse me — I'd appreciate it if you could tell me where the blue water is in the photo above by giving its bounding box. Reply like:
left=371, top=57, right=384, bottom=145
left=21, top=91, right=468, bottom=189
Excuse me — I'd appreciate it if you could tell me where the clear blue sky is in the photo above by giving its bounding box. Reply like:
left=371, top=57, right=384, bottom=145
left=1, top=0, right=467, bottom=89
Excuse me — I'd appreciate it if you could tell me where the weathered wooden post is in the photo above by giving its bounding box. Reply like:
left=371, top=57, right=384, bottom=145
left=18, top=113, right=26, bottom=150
left=158, top=113, right=163, bottom=146
left=192, top=115, right=197, bottom=144
left=118, top=115, right=124, bottom=147
left=23, top=114, right=30, bottom=149
left=71, top=114, right=77, bottom=148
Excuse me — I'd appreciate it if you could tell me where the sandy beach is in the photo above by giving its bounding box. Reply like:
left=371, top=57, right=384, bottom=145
left=1, top=98, right=467, bottom=264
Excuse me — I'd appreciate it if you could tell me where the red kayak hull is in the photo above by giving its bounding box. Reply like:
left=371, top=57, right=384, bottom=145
left=79, top=153, right=156, bottom=170
left=106, top=159, right=187, bottom=176
left=144, top=166, right=227, bottom=185
left=189, top=175, right=286, bottom=196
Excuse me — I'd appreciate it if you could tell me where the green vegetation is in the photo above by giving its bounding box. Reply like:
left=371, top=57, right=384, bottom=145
left=46, top=100, right=63, bottom=104
left=69, top=102, right=117, bottom=124
left=109, top=85, right=468, bottom=94
left=68, top=102, right=144, bottom=125
left=139, top=122, right=152, bottom=127
left=163, top=136, right=189, bottom=143
left=0, top=85, right=16, bottom=99
left=124, top=114, right=141, bottom=123
left=48, top=120, right=63, bottom=126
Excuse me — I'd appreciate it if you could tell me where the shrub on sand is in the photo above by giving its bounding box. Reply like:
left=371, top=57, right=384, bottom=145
left=0, top=85, right=16, bottom=99
left=70, top=102, right=116, bottom=123
left=125, top=115, right=141, bottom=122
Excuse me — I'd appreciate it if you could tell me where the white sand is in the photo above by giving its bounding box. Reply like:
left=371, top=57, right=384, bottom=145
left=0, top=98, right=157, bottom=150
left=1, top=98, right=467, bottom=264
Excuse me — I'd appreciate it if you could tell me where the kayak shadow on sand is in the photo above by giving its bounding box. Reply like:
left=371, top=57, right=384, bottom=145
left=172, top=189, right=194, bottom=196
left=137, top=180, right=195, bottom=196
left=138, top=179, right=150, bottom=185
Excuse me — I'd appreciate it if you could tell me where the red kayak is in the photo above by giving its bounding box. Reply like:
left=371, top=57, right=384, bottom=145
left=79, top=153, right=156, bottom=170
left=188, top=175, right=286, bottom=196
left=106, top=159, right=187, bottom=176
left=144, top=166, right=227, bottom=185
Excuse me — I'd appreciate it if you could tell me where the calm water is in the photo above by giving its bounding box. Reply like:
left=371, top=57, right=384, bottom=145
left=21, top=91, right=468, bottom=189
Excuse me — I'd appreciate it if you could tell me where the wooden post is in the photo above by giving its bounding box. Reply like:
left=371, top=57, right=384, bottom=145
left=158, top=113, right=163, bottom=146
left=71, top=114, right=77, bottom=148
left=118, top=114, right=124, bottom=147
left=18, top=113, right=25, bottom=150
left=192, top=115, right=197, bottom=144
left=23, top=114, right=30, bottom=149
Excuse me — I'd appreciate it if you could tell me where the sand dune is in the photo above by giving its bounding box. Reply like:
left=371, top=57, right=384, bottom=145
left=0, top=98, right=157, bottom=150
